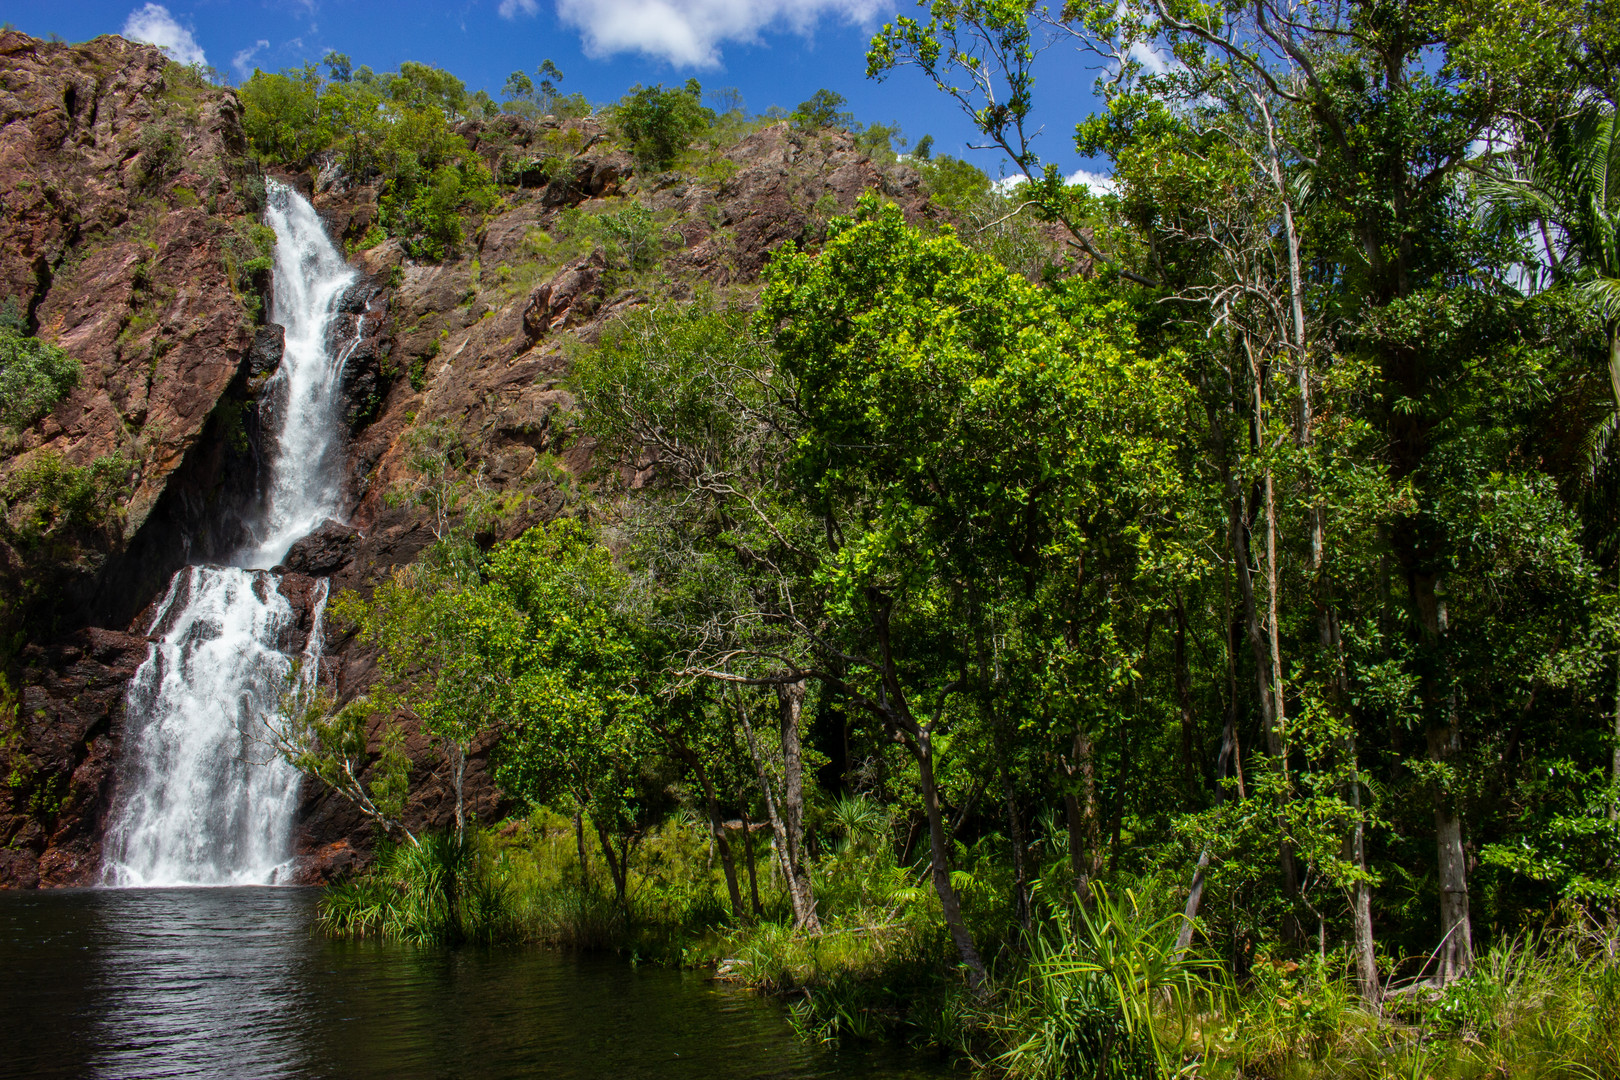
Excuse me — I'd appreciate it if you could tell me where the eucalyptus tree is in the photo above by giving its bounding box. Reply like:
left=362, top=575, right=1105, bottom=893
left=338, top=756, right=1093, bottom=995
left=484, top=519, right=667, bottom=910
left=334, top=567, right=518, bottom=845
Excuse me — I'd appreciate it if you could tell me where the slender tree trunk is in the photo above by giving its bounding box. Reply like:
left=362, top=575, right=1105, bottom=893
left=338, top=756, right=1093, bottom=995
left=1263, top=468, right=1287, bottom=749
left=994, top=732, right=1031, bottom=932
left=738, top=694, right=810, bottom=930
left=1346, top=742, right=1380, bottom=1003
left=573, top=806, right=589, bottom=888
left=1240, top=341, right=1302, bottom=932
left=447, top=739, right=467, bottom=846
left=1230, top=475, right=1301, bottom=910
left=1178, top=685, right=1243, bottom=954
left=1430, top=717, right=1473, bottom=981
left=776, top=680, right=820, bottom=933
left=912, top=726, right=988, bottom=990
left=597, top=824, right=628, bottom=909
left=688, top=751, right=747, bottom=922
left=1062, top=729, right=1102, bottom=905
left=867, top=593, right=983, bottom=987
left=1323, top=607, right=1381, bottom=1005
left=1231, top=484, right=1276, bottom=743
left=1416, top=573, right=1472, bottom=980
left=1175, top=598, right=1196, bottom=793
left=740, top=808, right=764, bottom=919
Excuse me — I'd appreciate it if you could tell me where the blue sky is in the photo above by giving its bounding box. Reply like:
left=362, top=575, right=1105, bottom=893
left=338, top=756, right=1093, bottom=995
left=0, top=1, right=1111, bottom=185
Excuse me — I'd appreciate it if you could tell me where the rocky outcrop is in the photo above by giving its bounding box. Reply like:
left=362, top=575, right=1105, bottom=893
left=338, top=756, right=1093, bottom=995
left=0, top=628, right=148, bottom=888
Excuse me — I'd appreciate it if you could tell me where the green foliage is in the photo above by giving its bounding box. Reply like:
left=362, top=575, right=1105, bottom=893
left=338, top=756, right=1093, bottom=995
left=557, top=201, right=677, bottom=279
left=134, top=124, right=184, bottom=188
left=0, top=451, right=125, bottom=546
left=791, top=89, right=852, bottom=131
left=853, top=121, right=904, bottom=162
left=502, top=58, right=586, bottom=119
left=615, top=81, right=713, bottom=170
left=914, top=154, right=991, bottom=213
left=379, top=158, right=497, bottom=261
left=239, top=60, right=496, bottom=260
left=238, top=64, right=322, bottom=163
left=281, top=25, right=1620, bottom=1079
left=271, top=679, right=413, bottom=841
left=0, top=327, right=79, bottom=431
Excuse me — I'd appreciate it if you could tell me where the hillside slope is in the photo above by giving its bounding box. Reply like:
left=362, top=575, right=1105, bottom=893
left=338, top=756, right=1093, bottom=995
left=0, top=32, right=952, bottom=887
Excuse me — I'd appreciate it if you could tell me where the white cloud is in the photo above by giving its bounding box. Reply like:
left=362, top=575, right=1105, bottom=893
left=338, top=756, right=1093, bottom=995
left=992, top=169, right=1116, bottom=197
left=1067, top=168, right=1116, bottom=195
left=554, top=0, right=886, bottom=68
left=123, top=4, right=208, bottom=67
left=499, top=0, right=540, bottom=16
left=1127, top=39, right=1172, bottom=76
left=232, top=39, right=270, bottom=79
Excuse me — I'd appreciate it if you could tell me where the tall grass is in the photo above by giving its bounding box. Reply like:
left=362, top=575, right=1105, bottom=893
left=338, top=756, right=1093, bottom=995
left=320, top=807, right=748, bottom=953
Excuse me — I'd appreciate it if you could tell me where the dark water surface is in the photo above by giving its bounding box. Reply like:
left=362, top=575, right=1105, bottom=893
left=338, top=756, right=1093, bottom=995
left=0, top=888, right=950, bottom=1080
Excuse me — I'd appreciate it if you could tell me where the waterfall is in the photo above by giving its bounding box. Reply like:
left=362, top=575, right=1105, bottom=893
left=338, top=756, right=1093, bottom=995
left=103, top=181, right=355, bottom=887
left=239, top=182, right=360, bottom=569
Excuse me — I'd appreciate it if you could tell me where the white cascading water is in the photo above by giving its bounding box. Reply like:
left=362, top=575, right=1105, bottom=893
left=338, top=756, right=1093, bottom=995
left=103, top=180, right=356, bottom=887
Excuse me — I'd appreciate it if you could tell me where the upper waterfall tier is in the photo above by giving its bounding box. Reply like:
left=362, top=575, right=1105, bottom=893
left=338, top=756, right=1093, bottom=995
left=236, top=180, right=360, bottom=569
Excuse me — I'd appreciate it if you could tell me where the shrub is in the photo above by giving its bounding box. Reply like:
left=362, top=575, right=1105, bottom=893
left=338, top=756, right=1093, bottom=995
left=615, top=81, right=712, bottom=170
left=0, top=326, right=80, bottom=430
left=916, top=154, right=991, bottom=214
left=853, top=122, right=904, bottom=163
left=135, top=125, right=185, bottom=188
left=0, top=451, right=127, bottom=546
left=319, top=832, right=517, bottom=946
left=559, top=203, right=675, bottom=277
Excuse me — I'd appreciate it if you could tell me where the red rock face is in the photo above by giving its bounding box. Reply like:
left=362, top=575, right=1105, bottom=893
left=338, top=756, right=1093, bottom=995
left=0, top=32, right=258, bottom=517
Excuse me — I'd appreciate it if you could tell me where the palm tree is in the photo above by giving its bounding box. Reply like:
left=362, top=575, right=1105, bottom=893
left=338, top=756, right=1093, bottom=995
left=1482, top=102, right=1620, bottom=398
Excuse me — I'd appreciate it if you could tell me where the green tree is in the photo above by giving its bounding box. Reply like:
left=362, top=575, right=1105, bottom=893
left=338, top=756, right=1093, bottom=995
left=573, top=302, right=829, bottom=931
left=615, top=81, right=712, bottom=169
left=239, top=64, right=323, bottom=163
left=791, top=88, right=852, bottom=131
left=485, top=519, right=664, bottom=908
left=756, top=195, right=1187, bottom=987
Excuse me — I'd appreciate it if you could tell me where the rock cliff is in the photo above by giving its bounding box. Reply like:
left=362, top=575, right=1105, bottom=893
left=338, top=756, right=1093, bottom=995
left=0, top=31, right=946, bottom=886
